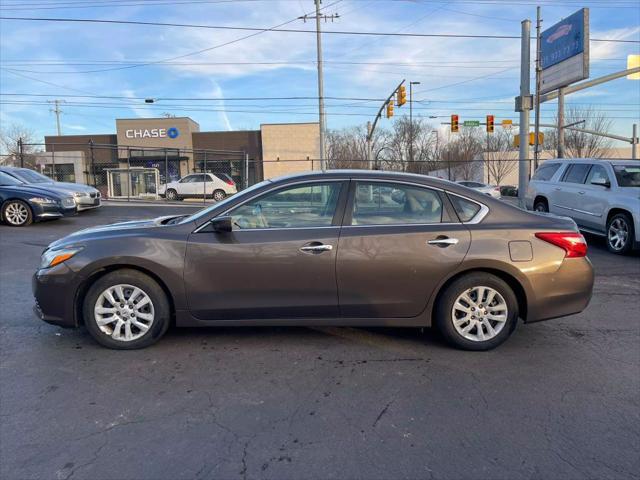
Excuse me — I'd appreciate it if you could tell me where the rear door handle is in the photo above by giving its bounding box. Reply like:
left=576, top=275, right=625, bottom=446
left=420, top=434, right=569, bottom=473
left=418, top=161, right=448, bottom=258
left=578, top=191, right=585, bottom=194
left=300, top=244, right=333, bottom=253
left=427, top=237, right=459, bottom=247
left=554, top=187, right=562, bottom=191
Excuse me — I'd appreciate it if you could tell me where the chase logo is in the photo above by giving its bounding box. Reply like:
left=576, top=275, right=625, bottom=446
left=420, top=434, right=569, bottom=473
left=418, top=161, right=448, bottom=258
left=167, top=127, right=179, bottom=139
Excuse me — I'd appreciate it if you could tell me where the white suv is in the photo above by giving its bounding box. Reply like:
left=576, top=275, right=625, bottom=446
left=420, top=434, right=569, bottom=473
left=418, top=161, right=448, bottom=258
left=526, top=159, right=640, bottom=254
left=160, top=173, right=237, bottom=202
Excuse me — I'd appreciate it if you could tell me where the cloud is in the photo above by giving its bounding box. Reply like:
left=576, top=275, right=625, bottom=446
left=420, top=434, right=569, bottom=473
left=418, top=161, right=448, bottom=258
left=65, top=124, right=87, bottom=131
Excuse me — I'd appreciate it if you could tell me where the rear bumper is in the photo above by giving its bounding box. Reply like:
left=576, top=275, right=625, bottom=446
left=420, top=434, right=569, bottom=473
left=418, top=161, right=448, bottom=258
left=525, top=256, right=594, bottom=323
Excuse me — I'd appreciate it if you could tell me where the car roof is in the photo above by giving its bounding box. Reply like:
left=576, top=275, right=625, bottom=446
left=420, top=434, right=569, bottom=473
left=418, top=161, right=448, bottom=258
left=545, top=158, right=636, bottom=165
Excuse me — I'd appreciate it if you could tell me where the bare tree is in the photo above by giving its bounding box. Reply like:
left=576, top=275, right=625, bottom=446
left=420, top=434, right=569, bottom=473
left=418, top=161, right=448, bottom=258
left=486, top=129, right=517, bottom=185
left=0, top=123, right=41, bottom=168
left=440, top=128, right=483, bottom=181
left=543, top=106, right=614, bottom=158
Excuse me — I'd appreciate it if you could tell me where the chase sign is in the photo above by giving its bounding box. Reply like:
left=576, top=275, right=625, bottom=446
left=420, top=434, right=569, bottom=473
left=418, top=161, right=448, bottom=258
left=125, top=127, right=180, bottom=139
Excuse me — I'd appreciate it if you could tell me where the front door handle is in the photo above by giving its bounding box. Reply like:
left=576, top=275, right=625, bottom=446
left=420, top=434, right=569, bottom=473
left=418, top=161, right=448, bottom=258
left=427, top=237, right=459, bottom=247
left=578, top=191, right=585, bottom=194
left=300, top=244, right=333, bottom=253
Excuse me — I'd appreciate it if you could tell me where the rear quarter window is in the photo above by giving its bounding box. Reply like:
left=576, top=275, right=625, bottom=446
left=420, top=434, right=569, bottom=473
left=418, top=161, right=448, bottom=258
left=449, top=195, right=481, bottom=222
left=532, top=163, right=560, bottom=181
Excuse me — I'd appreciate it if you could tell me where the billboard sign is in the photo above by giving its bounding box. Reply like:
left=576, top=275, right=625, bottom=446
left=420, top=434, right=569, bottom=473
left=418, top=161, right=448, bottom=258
left=540, top=8, right=589, bottom=94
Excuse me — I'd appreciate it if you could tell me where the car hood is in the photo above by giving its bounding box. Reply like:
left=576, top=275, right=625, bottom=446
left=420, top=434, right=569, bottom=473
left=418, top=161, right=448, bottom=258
left=47, top=215, right=188, bottom=249
left=1, top=184, right=67, bottom=199
left=33, top=182, right=96, bottom=194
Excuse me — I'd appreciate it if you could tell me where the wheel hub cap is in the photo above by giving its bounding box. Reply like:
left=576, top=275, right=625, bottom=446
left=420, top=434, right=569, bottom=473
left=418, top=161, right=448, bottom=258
left=94, top=284, right=154, bottom=342
left=451, top=286, right=508, bottom=342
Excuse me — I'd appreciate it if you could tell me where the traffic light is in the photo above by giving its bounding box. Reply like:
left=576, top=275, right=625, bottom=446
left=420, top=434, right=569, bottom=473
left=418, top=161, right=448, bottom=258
left=386, top=100, right=394, bottom=118
left=397, top=85, right=407, bottom=107
left=486, top=115, right=494, bottom=133
left=451, top=114, right=459, bottom=133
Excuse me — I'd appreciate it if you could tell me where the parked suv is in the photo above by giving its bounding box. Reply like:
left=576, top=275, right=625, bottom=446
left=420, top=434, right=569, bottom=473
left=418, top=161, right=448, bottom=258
left=159, top=173, right=237, bottom=201
left=526, top=159, right=640, bottom=254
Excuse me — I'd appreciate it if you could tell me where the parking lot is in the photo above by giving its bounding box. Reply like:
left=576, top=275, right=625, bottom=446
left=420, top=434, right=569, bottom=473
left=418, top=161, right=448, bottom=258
left=1, top=205, right=638, bottom=480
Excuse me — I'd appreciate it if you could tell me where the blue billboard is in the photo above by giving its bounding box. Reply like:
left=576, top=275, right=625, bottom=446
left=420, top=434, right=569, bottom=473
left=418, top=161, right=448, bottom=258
left=541, top=8, right=588, bottom=70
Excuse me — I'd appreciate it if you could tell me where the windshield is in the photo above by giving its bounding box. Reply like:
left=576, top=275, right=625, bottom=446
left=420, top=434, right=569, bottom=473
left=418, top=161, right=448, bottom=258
left=178, top=179, right=271, bottom=224
left=613, top=165, right=640, bottom=187
left=0, top=171, right=24, bottom=186
left=13, top=169, right=53, bottom=183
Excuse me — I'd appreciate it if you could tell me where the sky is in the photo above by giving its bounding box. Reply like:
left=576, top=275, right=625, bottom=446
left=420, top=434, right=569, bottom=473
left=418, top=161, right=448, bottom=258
left=1, top=0, right=639, bottom=145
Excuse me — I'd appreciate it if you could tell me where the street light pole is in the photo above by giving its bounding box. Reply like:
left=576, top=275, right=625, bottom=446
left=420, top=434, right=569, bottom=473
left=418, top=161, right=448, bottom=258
left=409, top=81, right=420, bottom=166
left=314, top=0, right=326, bottom=171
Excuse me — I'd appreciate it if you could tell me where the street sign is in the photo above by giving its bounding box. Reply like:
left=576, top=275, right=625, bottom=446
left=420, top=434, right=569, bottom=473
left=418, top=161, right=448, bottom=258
left=463, top=120, right=480, bottom=127
left=501, top=119, right=513, bottom=129
left=540, top=8, right=589, bottom=94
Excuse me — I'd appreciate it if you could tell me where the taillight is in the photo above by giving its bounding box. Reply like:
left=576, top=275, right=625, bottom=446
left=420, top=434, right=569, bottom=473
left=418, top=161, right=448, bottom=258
left=224, top=178, right=235, bottom=186
left=535, top=232, right=587, bottom=258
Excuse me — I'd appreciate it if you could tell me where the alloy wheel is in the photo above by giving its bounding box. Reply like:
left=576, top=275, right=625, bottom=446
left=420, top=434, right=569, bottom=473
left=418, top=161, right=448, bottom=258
left=94, top=284, right=155, bottom=341
left=4, top=202, right=29, bottom=225
left=451, top=286, right=508, bottom=342
left=608, top=218, right=629, bottom=251
left=213, top=190, right=225, bottom=202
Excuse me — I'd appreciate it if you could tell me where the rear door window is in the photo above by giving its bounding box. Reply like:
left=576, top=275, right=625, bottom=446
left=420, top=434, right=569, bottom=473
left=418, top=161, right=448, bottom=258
left=532, top=163, right=560, bottom=181
left=561, top=164, right=591, bottom=184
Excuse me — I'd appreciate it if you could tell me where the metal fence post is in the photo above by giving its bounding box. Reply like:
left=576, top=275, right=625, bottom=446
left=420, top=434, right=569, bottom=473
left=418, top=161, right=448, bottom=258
left=127, top=147, right=131, bottom=202
left=203, top=151, right=208, bottom=204
left=51, top=143, right=56, bottom=179
left=18, top=138, right=24, bottom=168
left=244, top=153, right=249, bottom=189
left=89, top=140, right=96, bottom=186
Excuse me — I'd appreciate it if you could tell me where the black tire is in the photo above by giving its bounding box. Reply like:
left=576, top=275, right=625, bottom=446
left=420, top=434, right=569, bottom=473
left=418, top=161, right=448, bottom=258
left=166, top=189, right=180, bottom=201
left=83, top=269, right=170, bottom=350
left=434, top=272, right=519, bottom=351
left=533, top=198, right=548, bottom=213
left=2, top=199, right=33, bottom=226
left=606, top=212, right=634, bottom=255
left=213, top=189, right=226, bottom=202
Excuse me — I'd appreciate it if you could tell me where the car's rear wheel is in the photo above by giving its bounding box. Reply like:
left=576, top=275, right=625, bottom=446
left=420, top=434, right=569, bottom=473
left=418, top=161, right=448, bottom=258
left=2, top=200, right=33, bottom=226
left=213, top=189, right=226, bottom=202
left=165, top=189, right=179, bottom=201
left=435, top=273, right=518, bottom=351
left=533, top=198, right=548, bottom=213
left=607, top=212, right=634, bottom=254
left=83, top=269, right=170, bottom=349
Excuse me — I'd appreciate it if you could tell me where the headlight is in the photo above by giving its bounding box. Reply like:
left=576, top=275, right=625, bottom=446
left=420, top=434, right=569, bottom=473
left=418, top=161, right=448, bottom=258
left=29, top=197, right=56, bottom=204
left=39, top=246, right=84, bottom=269
left=74, top=192, right=89, bottom=198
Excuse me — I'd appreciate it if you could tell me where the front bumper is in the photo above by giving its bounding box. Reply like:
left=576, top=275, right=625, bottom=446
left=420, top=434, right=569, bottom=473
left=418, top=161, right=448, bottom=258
left=76, top=196, right=101, bottom=211
left=32, top=263, right=80, bottom=327
left=525, top=256, right=595, bottom=323
left=34, top=203, right=77, bottom=220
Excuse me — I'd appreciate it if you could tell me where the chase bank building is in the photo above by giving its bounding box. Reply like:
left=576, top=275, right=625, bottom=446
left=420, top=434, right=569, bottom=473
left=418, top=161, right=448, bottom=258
left=41, top=117, right=320, bottom=191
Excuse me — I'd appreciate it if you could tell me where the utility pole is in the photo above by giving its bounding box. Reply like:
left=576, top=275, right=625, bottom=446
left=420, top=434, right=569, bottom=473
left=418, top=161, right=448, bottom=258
left=48, top=99, right=64, bottom=136
left=633, top=124, right=638, bottom=160
left=516, top=19, right=532, bottom=208
left=409, top=81, right=420, bottom=165
left=557, top=87, right=565, bottom=158
left=533, top=6, right=542, bottom=170
left=300, top=2, right=339, bottom=172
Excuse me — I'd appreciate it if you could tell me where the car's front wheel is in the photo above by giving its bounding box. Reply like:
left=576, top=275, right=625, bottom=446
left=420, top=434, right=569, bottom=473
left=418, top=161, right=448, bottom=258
left=2, top=200, right=33, bottom=226
left=435, top=273, right=519, bottom=351
left=607, top=212, right=634, bottom=254
left=83, top=269, right=170, bottom=349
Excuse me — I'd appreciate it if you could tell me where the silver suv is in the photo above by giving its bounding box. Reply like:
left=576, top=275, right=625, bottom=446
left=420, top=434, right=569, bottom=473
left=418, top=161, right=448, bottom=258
left=526, top=159, right=640, bottom=254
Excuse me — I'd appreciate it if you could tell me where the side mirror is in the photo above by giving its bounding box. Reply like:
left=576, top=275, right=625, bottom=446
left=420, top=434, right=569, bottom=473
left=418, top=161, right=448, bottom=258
left=210, top=216, right=233, bottom=233
left=591, top=179, right=610, bottom=188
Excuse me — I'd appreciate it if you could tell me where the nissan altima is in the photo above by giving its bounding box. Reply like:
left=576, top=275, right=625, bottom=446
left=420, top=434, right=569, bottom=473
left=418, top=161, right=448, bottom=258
left=33, top=171, right=594, bottom=350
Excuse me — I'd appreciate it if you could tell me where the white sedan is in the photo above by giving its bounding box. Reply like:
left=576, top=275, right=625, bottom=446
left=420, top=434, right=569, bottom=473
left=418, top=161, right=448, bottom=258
left=159, top=173, right=237, bottom=201
left=456, top=181, right=501, bottom=198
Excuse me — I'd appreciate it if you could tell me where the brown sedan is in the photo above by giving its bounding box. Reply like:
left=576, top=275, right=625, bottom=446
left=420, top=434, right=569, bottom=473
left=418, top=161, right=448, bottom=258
left=33, top=171, right=594, bottom=350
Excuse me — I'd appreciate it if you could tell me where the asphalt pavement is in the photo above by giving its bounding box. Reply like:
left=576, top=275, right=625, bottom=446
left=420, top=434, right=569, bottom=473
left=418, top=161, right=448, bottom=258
left=1, top=205, right=638, bottom=480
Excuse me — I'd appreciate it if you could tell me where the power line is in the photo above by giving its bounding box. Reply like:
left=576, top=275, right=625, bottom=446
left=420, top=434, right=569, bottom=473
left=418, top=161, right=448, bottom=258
left=1, top=16, right=638, bottom=43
